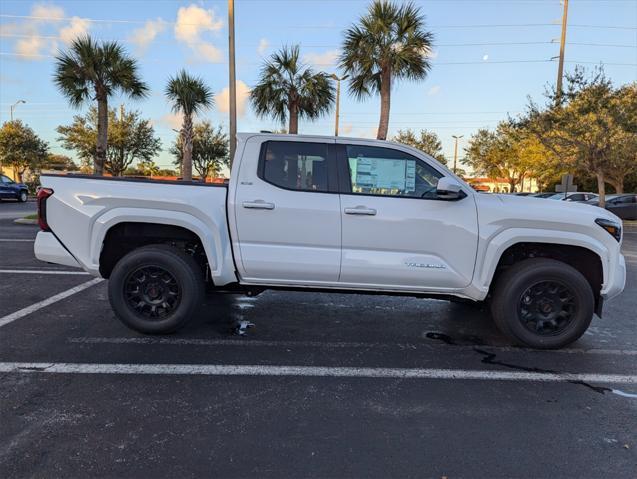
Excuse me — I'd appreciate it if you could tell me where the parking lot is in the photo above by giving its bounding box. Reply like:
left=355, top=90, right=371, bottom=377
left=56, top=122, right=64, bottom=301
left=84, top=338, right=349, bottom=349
left=1, top=204, right=636, bottom=478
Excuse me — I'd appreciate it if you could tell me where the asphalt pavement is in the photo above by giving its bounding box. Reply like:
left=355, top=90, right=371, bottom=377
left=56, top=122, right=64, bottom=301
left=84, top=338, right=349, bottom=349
left=0, top=200, right=36, bottom=220
left=0, top=212, right=636, bottom=478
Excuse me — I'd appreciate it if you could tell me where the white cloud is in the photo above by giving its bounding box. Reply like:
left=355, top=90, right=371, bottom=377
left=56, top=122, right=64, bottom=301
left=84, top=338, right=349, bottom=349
left=6, top=3, right=91, bottom=60
left=192, top=42, right=223, bottom=63
left=257, top=38, right=269, bottom=55
left=160, top=112, right=185, bottom=130
left=31, top=3, right=65, bottom=21
left=304, top=49, right=339, bottom=68
left=340, top=123, right=353, bottom=135
left=216, top=80, right=251, bottom=117
left=15, top=36, right=44, bottom=58
left=129, top=18, right=166, bottom=53
left=174, top=4, right=224, bottom=63
left=174, top=4, right=223, bottom=43
left=427, top=85, right=441, bottom=96
left=59, top=16, right=90, bottom=44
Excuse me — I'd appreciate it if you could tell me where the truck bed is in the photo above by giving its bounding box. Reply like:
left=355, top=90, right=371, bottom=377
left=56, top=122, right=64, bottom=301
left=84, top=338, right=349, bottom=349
left=36, top=174, right=236, bottom=284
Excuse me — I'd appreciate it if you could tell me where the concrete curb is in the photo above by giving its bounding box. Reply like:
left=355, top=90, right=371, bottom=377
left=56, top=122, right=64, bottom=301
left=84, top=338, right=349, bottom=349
left=13, top=218, right=38, bottom=225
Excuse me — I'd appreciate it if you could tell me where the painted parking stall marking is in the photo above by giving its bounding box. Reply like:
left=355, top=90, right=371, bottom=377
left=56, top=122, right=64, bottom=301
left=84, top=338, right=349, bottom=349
left=0, top=269, right=89, bottom=275
left=0, top=278, right=103, bottom=328
left=1, top=362, right=636, bottom=385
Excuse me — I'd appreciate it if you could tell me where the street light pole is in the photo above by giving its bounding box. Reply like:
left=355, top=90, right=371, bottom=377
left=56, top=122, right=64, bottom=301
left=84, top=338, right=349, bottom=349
left=228, top=0, right=237, bottom=167
left=452, top=135, right=463, bottom=174
left=10, top=99, right=26, bottom=121
left=556, top=0, right=569, bottom=100
left=330, top=74, right=348, bottom=136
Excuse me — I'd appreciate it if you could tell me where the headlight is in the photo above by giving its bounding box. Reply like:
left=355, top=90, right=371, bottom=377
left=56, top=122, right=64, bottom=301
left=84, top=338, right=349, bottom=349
left=595, top=218, right=622, bottom=242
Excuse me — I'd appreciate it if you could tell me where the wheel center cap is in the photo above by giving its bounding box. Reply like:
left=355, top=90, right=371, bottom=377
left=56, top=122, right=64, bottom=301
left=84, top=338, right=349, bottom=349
left=147, top=284, right=160, bottom=299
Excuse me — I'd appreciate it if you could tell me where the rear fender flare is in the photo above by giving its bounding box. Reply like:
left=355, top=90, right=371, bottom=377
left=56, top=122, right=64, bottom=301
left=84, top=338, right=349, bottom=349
left=89, top=208, right=231, bottom=282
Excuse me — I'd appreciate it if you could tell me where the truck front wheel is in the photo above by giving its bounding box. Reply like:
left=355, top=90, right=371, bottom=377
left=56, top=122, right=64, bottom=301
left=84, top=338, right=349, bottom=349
left=490, top=258, right=594, bottom=349
left=108, top=244, right=204, bottom=334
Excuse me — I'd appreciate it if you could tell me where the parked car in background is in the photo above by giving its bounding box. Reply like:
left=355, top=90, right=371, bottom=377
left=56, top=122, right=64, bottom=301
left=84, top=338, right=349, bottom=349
left=533, top=192, right=556, bottom=199
left=547, top=192, right=598, bottom=202
left=585, top=194, right=637, bottom=220
left=0, top=174, right=28, bottom=202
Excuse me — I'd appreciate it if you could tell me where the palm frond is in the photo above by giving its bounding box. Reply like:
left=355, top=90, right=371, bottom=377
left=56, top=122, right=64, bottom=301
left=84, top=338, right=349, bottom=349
left=250, top=44, right=335, bottom=125
left=339, top=0, right=434, bottom=99
left=165, top=70, right=214, bottom=116
left=53, top=35, right=148, bottom=106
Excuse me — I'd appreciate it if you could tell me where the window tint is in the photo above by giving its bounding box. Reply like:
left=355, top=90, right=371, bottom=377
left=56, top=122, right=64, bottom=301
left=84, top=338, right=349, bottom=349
left=346, top=145, right=442, bottom=198
left=1, top=175, right=13, bottom=184
left=615, top=195, right=636, bottom=204
left=262, top=141, right=330, bottom=192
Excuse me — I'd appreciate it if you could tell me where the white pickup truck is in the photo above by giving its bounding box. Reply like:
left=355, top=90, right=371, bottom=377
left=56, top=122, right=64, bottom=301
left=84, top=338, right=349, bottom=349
left=34, top=133, right=626, bottom=349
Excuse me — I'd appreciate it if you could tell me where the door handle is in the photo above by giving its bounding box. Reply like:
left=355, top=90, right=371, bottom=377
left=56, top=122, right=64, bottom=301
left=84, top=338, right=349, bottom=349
left=242, top=200, right=275, bottom=210
left=344, top=206, right=377, bottom=216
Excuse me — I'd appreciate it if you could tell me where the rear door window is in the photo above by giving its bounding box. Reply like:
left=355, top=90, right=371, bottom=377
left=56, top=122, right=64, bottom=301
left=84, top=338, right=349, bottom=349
left=260, top=141, right=334, bottom=192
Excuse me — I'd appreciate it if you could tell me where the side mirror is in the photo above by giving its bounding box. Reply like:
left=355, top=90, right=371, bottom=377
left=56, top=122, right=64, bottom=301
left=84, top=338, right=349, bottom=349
left=436, top=177, right=464, bottom=200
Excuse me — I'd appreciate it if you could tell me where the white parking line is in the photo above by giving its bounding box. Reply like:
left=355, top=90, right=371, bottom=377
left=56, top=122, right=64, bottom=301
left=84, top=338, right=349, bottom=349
left=0, top=278, right=103, bottom=328
left=1, top=362, right=636, bottom=384
left=0, top=238, right=34, bottom=242
left=68, top=336, right=637, bottom=356
left=0, top=269, right=89, bottom=275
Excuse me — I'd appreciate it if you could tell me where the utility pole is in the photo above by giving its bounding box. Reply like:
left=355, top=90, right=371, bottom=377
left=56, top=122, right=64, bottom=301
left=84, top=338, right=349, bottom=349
left=228, top=0, right=237, bottom=167
left=556, top=0, right=569, bottom=100
left=452, top=135, right=463, bottom=174
left=330, top=74, right=348, bottom=136
left=10, top=99, right=26, bottom=121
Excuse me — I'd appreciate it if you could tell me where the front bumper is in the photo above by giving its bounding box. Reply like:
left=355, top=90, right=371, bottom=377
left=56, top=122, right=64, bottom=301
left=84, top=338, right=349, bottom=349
left=601, top=253, right=626, bottom=301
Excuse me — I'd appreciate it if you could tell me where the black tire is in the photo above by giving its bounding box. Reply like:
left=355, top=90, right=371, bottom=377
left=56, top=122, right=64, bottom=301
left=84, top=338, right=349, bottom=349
left=490, top=258, right=594, bottom=349
left=108, top=244, right=204, bottom=334
left=17, top=190, right=27, bottom=202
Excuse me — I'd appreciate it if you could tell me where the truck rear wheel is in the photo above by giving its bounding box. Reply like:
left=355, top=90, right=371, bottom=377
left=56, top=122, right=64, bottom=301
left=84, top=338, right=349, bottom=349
left=108, top=244, right=204, bottom=334
left=490, top=258, right=594, bottom=349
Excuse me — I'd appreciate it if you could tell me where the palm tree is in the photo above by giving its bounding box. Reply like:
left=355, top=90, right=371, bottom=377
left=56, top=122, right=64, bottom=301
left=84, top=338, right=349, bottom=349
left=250, top=45, right=335, bottom=134
left=165, top=70, right=214, bottom=181
left=54, top=36, right=148, bottom=175
left=339, top=0, right=434, bottom=140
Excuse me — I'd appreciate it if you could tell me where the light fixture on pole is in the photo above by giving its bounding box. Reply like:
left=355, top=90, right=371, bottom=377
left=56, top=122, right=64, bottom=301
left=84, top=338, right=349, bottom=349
left=330, top=74, right=348, bottom=136
left=10, top=100, right=26, bottom=121
left=452, top=135, right=463, bottom=174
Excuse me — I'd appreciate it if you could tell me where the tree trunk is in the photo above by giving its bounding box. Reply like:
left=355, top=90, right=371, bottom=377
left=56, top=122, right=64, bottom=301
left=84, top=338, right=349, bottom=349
left=288, top=102, right=299, bottom=135
left=181, top=113, right=194, bottom=181
left=95, top=96, right=108, bottom=176
left=607, top=177, right=624, bottom=194
left=377, top=66, right=391, bottom=140
left=596, top=171, right=606, bottom=208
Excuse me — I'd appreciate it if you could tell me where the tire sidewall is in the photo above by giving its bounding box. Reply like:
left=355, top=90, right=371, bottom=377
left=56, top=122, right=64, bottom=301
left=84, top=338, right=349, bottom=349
left=493, top=261, right=594, bottom=349
left=18, top=191, right=27, bottom=202
left=108, top=247, right=202, bottom=334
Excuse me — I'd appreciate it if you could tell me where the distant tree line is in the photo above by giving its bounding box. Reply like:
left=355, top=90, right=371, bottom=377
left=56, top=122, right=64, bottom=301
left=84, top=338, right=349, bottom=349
left=462, top=67, right=636, bottom=204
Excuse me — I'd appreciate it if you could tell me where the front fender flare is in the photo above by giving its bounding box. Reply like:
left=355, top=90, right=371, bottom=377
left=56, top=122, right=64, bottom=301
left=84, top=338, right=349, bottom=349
left=474, top=228, right=608, bottom=296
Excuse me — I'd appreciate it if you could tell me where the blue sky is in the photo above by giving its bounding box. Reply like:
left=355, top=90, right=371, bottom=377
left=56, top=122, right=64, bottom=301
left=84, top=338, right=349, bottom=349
left=1, top=0, right=636, bottom=169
